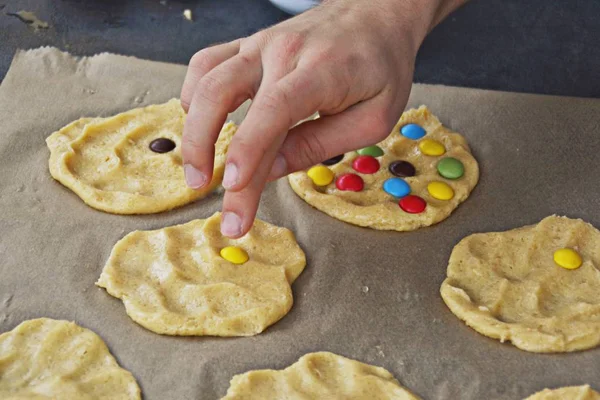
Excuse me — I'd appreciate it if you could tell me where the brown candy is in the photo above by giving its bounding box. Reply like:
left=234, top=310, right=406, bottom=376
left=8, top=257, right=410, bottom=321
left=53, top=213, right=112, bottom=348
left=388, top=161, right=416, bottom=177
left=149, top=138, right=176, bottom=153
left=321, top=154, right=344, bottom=166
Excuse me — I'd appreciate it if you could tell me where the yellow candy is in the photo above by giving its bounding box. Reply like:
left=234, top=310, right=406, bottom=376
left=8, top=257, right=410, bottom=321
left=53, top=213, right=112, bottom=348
left=427, top=181, right=454, bottom=200
left=307, top=165, right=334, bottom=186
left=220, top=246, right=249, bottom=265
left=418, top=139, right=446, bottom=156
left=553, top=248, right=582, bottom=270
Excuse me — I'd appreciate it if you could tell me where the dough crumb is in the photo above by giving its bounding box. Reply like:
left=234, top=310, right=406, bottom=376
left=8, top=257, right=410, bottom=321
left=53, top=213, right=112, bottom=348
left=8, top=10, right=49, bottom=30
left=183, top=9, right=192, bottom=21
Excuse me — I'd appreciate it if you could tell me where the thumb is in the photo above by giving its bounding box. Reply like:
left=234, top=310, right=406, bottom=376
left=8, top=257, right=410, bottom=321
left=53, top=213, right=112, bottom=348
left=268, top=96, right=397, bottom=180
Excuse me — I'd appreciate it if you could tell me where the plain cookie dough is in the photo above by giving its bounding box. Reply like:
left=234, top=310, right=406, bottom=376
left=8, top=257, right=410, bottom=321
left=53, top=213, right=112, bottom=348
left=441, top=215, right=600, bottom=353
left=524, top=385, right=600, bottom=400
left=46, top=99, right=236, bottom=214
left=221, top=352, right=420, bottom=400
left=97, top=212, right=306, bottom=336
left=288, top=106, right=479, bottom=231
left=0, top=318, right=140, bottom=399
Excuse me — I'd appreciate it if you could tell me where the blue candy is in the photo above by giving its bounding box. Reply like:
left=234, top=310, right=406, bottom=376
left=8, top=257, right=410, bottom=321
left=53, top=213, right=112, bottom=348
left=400, top=123, right=426, bottom=140
left=383, top=178, right=411, bottom=198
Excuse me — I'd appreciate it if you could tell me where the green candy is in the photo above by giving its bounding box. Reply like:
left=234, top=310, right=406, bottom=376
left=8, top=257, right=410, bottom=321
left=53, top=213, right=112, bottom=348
left=356, top=145, right=384, bottom=157
left=437, top=157, right=464, bottom=179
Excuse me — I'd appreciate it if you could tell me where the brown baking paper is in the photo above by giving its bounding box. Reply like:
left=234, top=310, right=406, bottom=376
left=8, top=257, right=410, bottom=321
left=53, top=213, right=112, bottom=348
left=1, top=47, right=599, bottom=400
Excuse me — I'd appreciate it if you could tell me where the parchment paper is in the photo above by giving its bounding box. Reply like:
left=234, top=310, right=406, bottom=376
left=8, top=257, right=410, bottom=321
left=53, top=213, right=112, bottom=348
left=1, top=47, right=599, bottom=400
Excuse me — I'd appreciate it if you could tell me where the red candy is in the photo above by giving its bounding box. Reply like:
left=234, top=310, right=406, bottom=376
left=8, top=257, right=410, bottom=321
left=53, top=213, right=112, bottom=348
left=335, top=173, right=364, bottom=192
left=352, top=155, right=380, bottom=174
left=399, top=195, right=426, bottom=213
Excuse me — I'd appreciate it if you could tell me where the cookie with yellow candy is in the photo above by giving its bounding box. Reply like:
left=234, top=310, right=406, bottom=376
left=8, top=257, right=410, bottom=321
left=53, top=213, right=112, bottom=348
left=0, top=318, right=141, bottom=399
left=221, top=352, right=420, bottom=400
left=524, top=385, right=600, bottom=400
left=288, top=106, right=479, bottom=231
left=97, top=212, right=306, bottom=336
left=46, top=99, right=236, bottom=214
left=441, top=215, right=600, bottom=353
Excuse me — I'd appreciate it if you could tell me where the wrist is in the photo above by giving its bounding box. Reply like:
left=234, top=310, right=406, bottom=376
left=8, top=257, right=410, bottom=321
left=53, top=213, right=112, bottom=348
left=386, top=0, right=465, bottom=48
left=322, top=0, right=464, bottom=56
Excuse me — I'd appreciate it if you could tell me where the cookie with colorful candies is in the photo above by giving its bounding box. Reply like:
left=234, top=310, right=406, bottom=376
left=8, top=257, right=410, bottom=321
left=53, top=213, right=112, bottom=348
left=288, top=106, right=479, bottom=231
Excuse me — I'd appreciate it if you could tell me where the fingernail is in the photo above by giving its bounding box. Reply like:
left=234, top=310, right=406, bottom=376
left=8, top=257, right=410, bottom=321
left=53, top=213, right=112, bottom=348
left=221, top=212, right=242, bottom=237
left=269, top=153, right=287, bottom=180
left=184, top=164, right=207, bottom=189
left=222, top=163, right=238, bottom=189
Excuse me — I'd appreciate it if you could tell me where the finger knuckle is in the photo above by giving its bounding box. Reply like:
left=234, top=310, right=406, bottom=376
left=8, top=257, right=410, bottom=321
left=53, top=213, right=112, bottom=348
left=251, top=30, right=275, bottom=49
left=295, top=130, right=328, bottom=168
left=276, top=32, right=305, bottom=59
left=231, top=136, right=269, bottom=164
left=257, top=87, right=287, bottom=114
left=190, top=48, right=216, bottom=75
left=236, top=51, right=255, bottom=68
left=197, top=74, right=226, bottom=106
left=182, top=134, right=204, bottom=151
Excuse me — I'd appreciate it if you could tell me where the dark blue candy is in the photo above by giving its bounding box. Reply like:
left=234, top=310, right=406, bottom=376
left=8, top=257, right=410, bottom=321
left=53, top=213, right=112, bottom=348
left=383, top=178, right=411, bottom=198
left=400, top=124, right=426, bottom=140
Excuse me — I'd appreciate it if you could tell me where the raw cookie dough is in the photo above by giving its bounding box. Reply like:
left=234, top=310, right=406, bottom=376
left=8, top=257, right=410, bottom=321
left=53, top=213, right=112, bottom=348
left=97, top=212, right=306, bottom=336
left=524, top=385, right=600, bottom=400
left=441, top=216, right=600, bottom=353
left=46, top=99, right=236, bottom=214
left=0, top=318, right=140, bottom=399
left=288, top=106, right=479, bottom=231
left=221, top=352, right=420, bottom=400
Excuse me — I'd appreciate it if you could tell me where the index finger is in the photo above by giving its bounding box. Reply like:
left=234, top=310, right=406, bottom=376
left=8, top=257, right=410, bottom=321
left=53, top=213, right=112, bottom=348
left=221, top=67, right=325, bottom=191
left=180, top=40, right=240, bottom=112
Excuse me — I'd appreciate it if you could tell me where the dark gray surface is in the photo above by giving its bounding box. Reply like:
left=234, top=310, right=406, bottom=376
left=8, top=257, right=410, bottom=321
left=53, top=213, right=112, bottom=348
left=1, top=0, right=599, bottom=97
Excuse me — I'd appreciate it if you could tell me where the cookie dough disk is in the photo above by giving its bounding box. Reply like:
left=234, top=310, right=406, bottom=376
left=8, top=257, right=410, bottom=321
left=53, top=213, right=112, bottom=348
left=288, top=106, right=479, bottom=231
left=97, top=212, right=306, bottom=336
left=0, top=318, right=140, bottom=399
left=46, top=99, right=236, bottom=214
left=441, top=215, right=600, bottom=353
left=524, top=385, right=600, bottom=400
left=221, top=352, right=420, bottom=400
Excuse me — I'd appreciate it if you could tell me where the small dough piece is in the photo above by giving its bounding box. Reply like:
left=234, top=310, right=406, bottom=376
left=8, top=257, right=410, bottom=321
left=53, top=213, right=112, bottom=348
left=0, top=318, right=140, bottom=399
left=221, top=352, right=420, bottom=400
left=288, top=106, right=479, bottom=231
left=524, top=385, right=600, bottom=400
left=97, top=212, right=306, bottom=336
left=46, top=99, right=236, bottom=214
left=441, top=216, right=600, bottom=353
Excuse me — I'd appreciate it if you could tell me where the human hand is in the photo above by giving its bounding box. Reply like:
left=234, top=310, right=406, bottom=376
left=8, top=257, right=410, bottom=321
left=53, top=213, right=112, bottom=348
left=181, top=0, right=460, bottom=238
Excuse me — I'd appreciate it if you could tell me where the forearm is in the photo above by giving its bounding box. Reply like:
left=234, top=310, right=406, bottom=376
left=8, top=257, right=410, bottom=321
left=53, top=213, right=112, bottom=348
left=321, top=0, right=467, bottom=56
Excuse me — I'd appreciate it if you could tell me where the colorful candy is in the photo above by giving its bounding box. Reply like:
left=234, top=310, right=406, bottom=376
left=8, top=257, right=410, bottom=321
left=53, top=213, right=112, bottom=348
left=437, top=157, right=464, bottom=179
left=322, top=154, right=344, bottom=166
left=418, top=139, right=445, bottom=156
left=220, top=246, right=249, bottom=265
left=336, top=173, right=364, bottom=191
left=307, top=166, right=334, bottom=186
left=383, top=178, right=410, bottom=198
left=400, top=124, right=426, bottom=140
left=356, top=145, right=384, bottom=157
left=352, top=155, right=380, bottom=174
left=553, top=248, right=582, bottom=270
left=399, top=195, right=426, bottom=213
left=388, top=160, right=416, bottom=177
left=427, top=181, right=454, bottom=200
